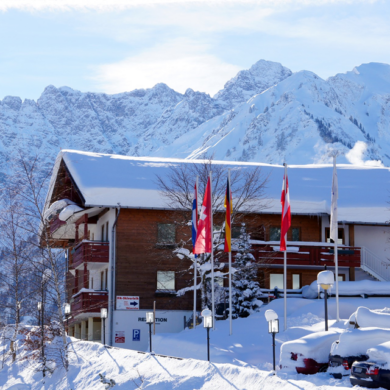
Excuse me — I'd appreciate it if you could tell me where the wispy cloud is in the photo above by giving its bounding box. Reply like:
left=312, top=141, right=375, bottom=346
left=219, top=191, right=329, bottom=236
left=91, top=40, right=241, bottom=95
left=0, top=0, right=379, bottom=12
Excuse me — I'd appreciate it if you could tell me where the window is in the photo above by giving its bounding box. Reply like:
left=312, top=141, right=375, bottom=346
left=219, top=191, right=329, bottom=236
left=105, top=222, right=109, bottom=241
left=325, top=228, right=344, bottom=245
left=270, top=227, right=281, bottom=241
left=292, top=274, right=301, bottom=289
left=105, top=269, right=108, bottom=290
left=101, top=271, right=104, bottom=290
left=101, top=224, right=105, bottom=242
left=270, top=274, right=284, bottom=289
left=231, top=226, right=242, bottom=239
left=91, top=277, right=94, bottom=289
left=157, top=224, right=176, bottom=244
left=338, top=274, right=345, bottom=282
left=292, top=228, right=300, bottom=242
left=251, top=225, right=266, bottom=241
left=157, top=271, right=175, bottom=290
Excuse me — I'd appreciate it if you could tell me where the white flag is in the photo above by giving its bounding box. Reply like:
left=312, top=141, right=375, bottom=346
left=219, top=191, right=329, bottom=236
left=330, top=156, right=338, bottom=243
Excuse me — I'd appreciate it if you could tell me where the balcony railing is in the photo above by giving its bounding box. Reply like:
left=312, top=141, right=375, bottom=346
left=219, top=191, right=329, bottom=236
left=49, top=215, right=66, bottom=234
left=71, top=291, right=108, bottom=316
left=252, top=242, right=361, bottom=268
left=70, top=241, right=109, bottom=269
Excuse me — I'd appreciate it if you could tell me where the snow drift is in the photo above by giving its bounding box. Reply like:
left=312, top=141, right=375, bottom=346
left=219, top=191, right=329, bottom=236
left=302, top=280, right=390, bottom=299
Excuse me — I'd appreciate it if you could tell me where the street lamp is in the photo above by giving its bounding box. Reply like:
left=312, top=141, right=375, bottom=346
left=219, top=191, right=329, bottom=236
left=265, top=309, right=279, bottom=372
left=64, top=303, right=71, bottom=335
left=37, top=301, right=42, bottom=326
left=317, top=270, right=334, bottom=331
left=16, top=301, right=21, bottom=324
left=146, top=312, right=154, bottom=353
left=101, top=308, right=108, bottom=345
left=202, top=308, right=213, bottom=362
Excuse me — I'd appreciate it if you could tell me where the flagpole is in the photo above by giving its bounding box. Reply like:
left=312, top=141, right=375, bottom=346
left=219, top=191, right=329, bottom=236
left=228, top=169, right=232, bottom=336
left=210, top=171, right=215, bottom=330
left=283, top=164, right=288, bottom=331
left=284, top=242, right=287, bottom=331
left=194, top=176, right=198, bottom=329
left=333, top=156, right=340, bottom=322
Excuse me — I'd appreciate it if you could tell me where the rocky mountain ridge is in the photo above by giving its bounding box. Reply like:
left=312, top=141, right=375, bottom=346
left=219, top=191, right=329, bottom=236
left=0, top=59, right=389, bottom=174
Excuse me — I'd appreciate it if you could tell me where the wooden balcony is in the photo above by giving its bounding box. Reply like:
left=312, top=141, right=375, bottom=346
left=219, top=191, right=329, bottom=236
left=252, top=243, right=361, bottom=268
left=70, top=241, right=109, bottom=269
left=49, top=215, right=66, bottom=234
left=71, top=291, right=108, bottom=316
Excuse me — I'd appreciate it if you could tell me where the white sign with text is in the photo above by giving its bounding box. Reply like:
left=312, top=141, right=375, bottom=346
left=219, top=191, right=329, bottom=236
left=116, top=296, right=139, bottom=310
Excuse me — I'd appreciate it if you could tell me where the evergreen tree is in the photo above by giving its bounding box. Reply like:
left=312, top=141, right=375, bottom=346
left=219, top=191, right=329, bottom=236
left=230, top=224, right=263, bottom=318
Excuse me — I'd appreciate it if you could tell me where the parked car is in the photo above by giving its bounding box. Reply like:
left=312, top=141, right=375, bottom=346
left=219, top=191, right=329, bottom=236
left=350, top=361, right=390, bottom=389
left=280, top=330, right=342, bottom=375
left=328, top=328, right=390, bottom=378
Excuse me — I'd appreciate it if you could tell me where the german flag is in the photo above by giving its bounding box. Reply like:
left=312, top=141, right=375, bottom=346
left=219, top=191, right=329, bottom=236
left=224, top=178, right=233, bottom=252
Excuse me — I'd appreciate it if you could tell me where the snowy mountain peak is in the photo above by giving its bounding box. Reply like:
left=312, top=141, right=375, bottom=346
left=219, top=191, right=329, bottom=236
left=214, top=59, right=293, bottom=109
left=0, top=59, right=390, bottom=174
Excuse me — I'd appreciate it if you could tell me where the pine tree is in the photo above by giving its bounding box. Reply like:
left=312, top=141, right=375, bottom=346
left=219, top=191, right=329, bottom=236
left=230, top=224, right=263, bottom=318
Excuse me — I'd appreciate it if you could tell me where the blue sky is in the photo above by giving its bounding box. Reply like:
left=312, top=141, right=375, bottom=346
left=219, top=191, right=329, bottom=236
left=0, top=0, right=389, bottom=100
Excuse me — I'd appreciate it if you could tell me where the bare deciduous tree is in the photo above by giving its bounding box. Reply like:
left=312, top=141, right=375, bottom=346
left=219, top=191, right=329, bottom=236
left=0, top=153, right=69, bottom=372
left=156, top=157, right=272, bottom=312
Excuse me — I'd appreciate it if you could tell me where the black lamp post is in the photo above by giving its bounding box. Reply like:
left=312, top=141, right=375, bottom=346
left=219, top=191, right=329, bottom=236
left=201, top=308, right=213, bottom=362
left=16, top=301, right=21, bottom=324
left=317, top=270, right=334, bottom=332
left=64, top=303, right=71, bottom=335
left=146, top=312, right=154, bottom=353
left=265, top=309, right=279, bottom=373
left=101, top=308, right=108, bottom=345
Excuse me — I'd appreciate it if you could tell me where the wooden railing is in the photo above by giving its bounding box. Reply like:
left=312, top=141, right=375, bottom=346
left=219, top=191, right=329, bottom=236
left=49, top=215, right=66, bottom=234
left=71, top=291, right=108, bottom=316
left=70, top=241, right=109, bottom=269
left=252, top=243, right=361, bottom=268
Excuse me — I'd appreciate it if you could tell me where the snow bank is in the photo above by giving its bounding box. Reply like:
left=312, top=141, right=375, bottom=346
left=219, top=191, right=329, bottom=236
left=330, top=328, right=390, bottom=358
left=302, top=280, right=390, bottom=299
left=43, top=198, right=75, bottom=221
left=355, top=306, right=390, bottom=328
left=59, top=204, right=84, bottom=221
left=280, top=330, right=342, bottom=367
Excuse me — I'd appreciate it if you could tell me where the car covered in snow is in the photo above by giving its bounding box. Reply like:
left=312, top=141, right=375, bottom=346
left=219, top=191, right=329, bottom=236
left=350, top=361, right=390, bottom=389
left=280, top=329, right=342, bottom=375
left=328, top=327, right=390, bottom=378
left=350, top=340, right=390, bottom=389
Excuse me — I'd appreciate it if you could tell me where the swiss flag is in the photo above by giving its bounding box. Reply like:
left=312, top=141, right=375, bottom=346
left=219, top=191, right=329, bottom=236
left=194, top=177, right=212, bottom=254
left=280, top=168, right=291, bottom=251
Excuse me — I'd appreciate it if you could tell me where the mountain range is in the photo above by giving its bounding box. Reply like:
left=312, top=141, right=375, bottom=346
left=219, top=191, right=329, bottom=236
left=1, top=59, right=389, bottom=174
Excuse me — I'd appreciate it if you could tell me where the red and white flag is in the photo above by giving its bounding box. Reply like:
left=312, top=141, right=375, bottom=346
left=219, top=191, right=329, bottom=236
left=194, top=177, right=212, bottom=254
left=280, top=166, right=291, bottom=251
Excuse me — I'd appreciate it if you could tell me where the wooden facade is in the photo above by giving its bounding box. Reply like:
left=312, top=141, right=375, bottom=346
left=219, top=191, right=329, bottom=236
left=45, top=158, right=367, bottom=339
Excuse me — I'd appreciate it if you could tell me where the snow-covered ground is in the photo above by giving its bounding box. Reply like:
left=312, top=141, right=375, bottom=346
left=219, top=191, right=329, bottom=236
left=1, top=297, right=389, bottom=389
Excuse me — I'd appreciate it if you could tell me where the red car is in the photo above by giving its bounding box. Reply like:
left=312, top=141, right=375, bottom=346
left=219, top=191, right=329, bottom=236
left=280, top=330, right=343, bottom=375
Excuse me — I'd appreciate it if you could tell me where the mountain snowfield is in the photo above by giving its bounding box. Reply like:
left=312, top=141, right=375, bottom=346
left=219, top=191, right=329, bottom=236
left=0, top=60, right=389, bottom=172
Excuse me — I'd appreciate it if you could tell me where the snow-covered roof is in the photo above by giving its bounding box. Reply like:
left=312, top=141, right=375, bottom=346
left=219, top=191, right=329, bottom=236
left=46, top=149, right=390, bottom=224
